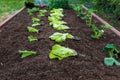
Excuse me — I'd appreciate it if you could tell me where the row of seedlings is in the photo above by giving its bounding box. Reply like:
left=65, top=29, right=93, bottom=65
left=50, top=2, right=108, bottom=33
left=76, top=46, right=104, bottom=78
left=18, top=7, right=47, bottom=58
left=72, top=5, right=120, bottom=66
left=48, top=8, right=78, bottom=60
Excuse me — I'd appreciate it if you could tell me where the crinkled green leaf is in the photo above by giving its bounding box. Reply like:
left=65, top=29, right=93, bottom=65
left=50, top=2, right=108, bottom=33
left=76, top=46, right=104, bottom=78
left=18, top=50, right=37, bottom=58
left=53, top=24, right=70, bottom=30
left=50, top=20, right=67, bottom=26
left=27, top=7, right=39, bottom=15
left=32, top=17, right=40, bottom=23
left=27, top=27, right=39, bottom=33
left=50, top=8, right=63, bottom=13
left=28, top=35, right=38, bottom=42
left=32, top=23, right=40, bottom=27
left=49, top=32, right=73, bottom=43
left=38, top=9, right=47, bottom=18
left=49, top=44, right=77, bottom=60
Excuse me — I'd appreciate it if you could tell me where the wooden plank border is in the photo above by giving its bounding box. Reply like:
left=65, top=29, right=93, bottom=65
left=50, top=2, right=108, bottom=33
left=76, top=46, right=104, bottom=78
left=82, top=5, right=120, bottom=37
left=0, top=7, right=25, bottom=28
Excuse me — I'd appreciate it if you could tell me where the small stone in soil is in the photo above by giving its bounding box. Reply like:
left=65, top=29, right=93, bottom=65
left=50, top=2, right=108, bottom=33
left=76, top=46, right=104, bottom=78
left=73, top=36, right=81, bottom=41
left=39, top=29, right=43, bottom=33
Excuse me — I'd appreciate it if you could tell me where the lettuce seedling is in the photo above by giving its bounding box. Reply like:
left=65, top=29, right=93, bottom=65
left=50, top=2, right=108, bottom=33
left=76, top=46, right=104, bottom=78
left=49, top=44, right=77, bottom=60
left=27, top=7, right=39, bottom=15
left=50, top=8, right=63, bottom=14
left=50, top=20, right=67, bottom=26
left=32, top=17, right=40, bottom=23
left=53, top=24, right=70, bottom=30
left=103, top=44, right=120, bottom=66
left=38, top=9, right=47, bottom=18
left=27, top=26, right=39, bottom=33
left=32, top=17, right=40, bottom=27
left=28, top=35, right=38, bottom=42
left=18, top=50, right=37, bottom=58
left=49, top=32, right=73, bottom=43
left=32, top=23, right=40, bottom=27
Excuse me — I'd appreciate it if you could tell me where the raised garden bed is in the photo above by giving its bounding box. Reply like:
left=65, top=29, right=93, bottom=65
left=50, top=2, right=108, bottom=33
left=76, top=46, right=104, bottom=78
left=0, top=7, right=120, bottom=80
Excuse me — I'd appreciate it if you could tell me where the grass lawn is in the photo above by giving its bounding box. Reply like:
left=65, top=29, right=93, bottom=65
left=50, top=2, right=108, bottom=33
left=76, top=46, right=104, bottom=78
left=0, top=0, right=24, bottom=23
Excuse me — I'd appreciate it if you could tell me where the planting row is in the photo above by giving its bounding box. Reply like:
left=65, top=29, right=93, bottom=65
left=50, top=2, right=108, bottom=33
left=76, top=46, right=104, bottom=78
left=17, top=6, right=120, bottom=66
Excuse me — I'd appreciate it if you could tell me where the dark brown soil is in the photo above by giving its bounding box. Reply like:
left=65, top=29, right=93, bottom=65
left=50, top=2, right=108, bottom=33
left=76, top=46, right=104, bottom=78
left=0, top=8, right=120, bottom=80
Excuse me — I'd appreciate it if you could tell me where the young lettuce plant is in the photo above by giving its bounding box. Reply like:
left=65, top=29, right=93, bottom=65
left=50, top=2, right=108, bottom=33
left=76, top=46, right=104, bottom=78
left=103, top=44, right=120, bottom=66
left=48, top=8, right=70, bottom=30
left=49, top=32, right=74, bottom=43
left=27, top=7, right=39, bottom=15
left=38, top=9, right=47, bottom=18
left=28, top=35, right=38, bottom=42
left=52, top=24, right=70, bottom=31
left=18, top=50, right=37, bottom=58
left=32, top=17, right=40, bottom=27
left=27, top=26, right=39, bottom=33
left=49, top=32, right=80, bottom=42
left=49, top=44, right=77, bottom=60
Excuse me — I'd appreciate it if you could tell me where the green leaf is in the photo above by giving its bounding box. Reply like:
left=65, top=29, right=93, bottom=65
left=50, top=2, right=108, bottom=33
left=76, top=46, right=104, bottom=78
left=50, top=20, right=67, bottom=26
left=28, top=35, right=38, bottom=42
left=32, top=23, right=40, bottom=27
left=49, top=32, right=73, bottom=43
left=104, top=57, right=114, bottom=66
left=50, top=8, right=63, bottom=13
left=103, top=44, right=115, bottom=51
left=27, top=27, right=39, bottom=33
left=104, top=57, right=120, bottom=66
left=114, top=59, right=120, bottom=66
left=49, top=44, right=77, bottom=60
left=38, top=9, right=47, bottom=18
left=101, top=25, right=112, bottom=29
left=18, top=50, right=37, bottom=58
left=53, top=24, right=70, bottom=30
left=32, top=17, right=40, bottom=23
left=27, top=7, right=39, bottom=15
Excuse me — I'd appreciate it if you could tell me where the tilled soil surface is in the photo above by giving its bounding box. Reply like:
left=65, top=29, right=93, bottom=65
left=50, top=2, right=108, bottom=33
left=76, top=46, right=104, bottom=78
left=0, top=8, right=120, bottom=80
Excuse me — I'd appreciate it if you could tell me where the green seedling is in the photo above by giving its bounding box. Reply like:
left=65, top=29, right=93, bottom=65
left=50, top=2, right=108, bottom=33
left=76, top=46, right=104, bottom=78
left=91, top=24, right=104, bottom=39
left=27, top=26, right=39, bottom=33
left=73, top=5, right=85, bottom=17
left=28, top=35, right=38, bottom=42
left=49, top=32, right=74, bottom=43
left=32, top=23, right=40, bottom=27
left=103, top=44, right=120, bottom=58
left=32, top=17, right=40, bottom=27
left=52, top=24, right=70, bottom=30
left=27, top=7, right=39, bottom=15
left=104, top=57, right=120, bottom=66
left=91, top=24, right=111, bottom=39
left=82, top=9, right=96, bottom=27
left=38, top=9, right=47, bottom=18
left=49, top=44, right=77, bottom=60
left=49, top=20, right=67, bottom=26
left=103, top=44, right=120, bottom=66
left=32, top=17, right=40, bottom=23
left=50, top=8, right=63, bottom=14
left=18, top=50, right=37, bottom=58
